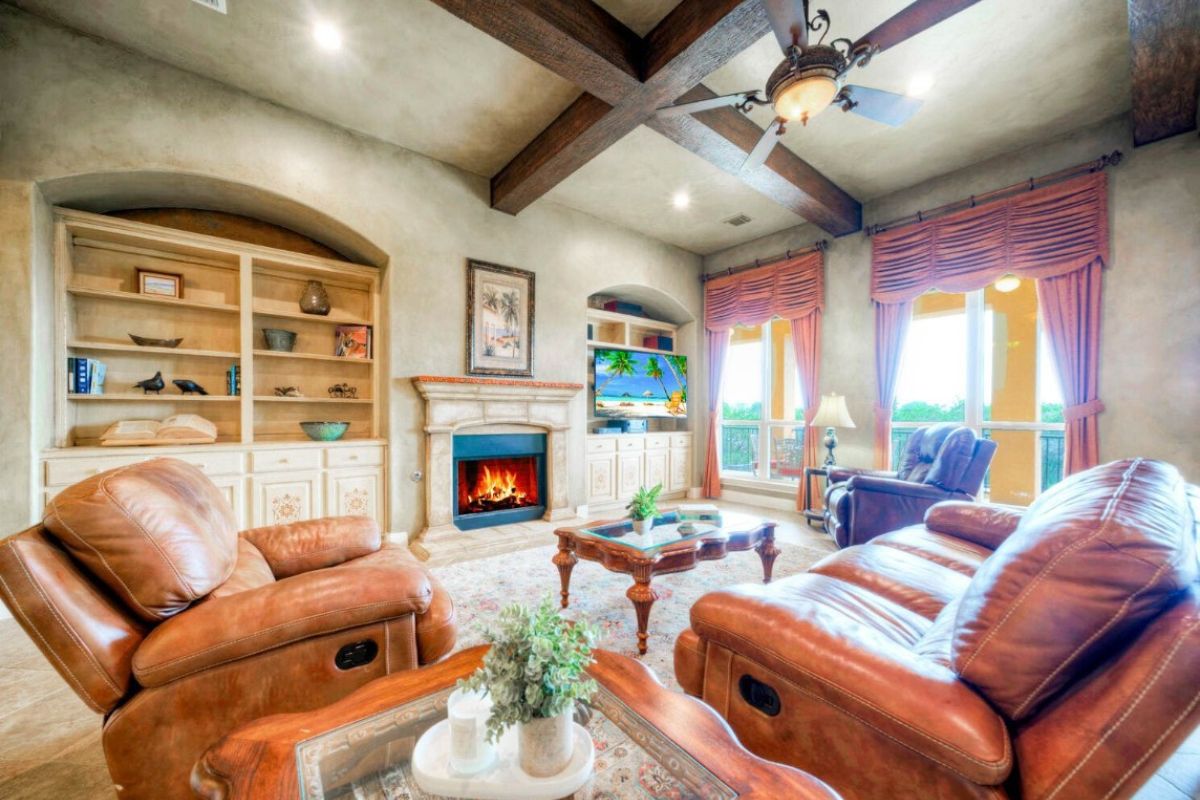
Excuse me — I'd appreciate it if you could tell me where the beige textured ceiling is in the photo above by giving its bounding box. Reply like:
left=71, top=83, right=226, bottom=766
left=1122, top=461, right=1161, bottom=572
left=10, top=0, right=1132, bottom=255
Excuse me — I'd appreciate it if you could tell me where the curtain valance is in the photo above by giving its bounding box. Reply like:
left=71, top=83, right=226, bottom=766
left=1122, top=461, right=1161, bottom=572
left=705, top=250, right=824, bottom=331
left=870, top=172, right=1109, bottom=304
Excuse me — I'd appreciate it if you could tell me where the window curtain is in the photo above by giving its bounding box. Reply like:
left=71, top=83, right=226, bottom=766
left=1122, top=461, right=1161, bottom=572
left=869, top=171, right=1109, bottom=472
left=791, top=311, right=822, bottom=508
left=703, top=250, right=824, bottom=499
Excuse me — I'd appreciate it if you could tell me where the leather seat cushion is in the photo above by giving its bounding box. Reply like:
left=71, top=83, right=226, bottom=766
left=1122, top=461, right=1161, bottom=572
left=952, top=458, right=1198, bottom=720
left=809, top=544, right=972, bottom=620
left=43, top=458, right=238, bottom=622
left=871, top=526, right=993, bottom=576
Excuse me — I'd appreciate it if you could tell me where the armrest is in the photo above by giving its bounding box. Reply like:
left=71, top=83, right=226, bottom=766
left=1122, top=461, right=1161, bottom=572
left=132, top=561, right=432, bottom=687
left=842, top=476, right=959, bottom=547
left=242, top=516, right=381, bottom=578
left=689, top=578, right=1011, bottom=785
left=924, top=501, right=1024, bottom=551
left=827, top=466, right=897, bottom=484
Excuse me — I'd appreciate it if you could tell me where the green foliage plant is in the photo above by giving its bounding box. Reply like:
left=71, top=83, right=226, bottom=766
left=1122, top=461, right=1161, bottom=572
left=459, top=596, right=601, bottom=743
left=626, top=483, right=662, bottom=521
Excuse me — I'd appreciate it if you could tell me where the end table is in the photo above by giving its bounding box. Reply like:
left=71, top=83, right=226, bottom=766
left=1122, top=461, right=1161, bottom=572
left=802, top=466, right=828, bottom=530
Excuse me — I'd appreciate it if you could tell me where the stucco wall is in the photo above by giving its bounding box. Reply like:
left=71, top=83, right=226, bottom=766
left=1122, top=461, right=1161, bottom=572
left=704, top=115, right=1200, bottom=484
left=0, top=7, right=704, bottom=537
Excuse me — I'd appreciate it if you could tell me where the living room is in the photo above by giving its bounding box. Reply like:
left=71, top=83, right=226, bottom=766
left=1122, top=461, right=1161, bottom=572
left=0, top=1, right=1196, bottom=798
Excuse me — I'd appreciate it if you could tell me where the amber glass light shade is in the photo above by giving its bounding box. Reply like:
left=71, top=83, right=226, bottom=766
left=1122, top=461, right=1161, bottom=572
left=773, top=75, right=839, bottom=124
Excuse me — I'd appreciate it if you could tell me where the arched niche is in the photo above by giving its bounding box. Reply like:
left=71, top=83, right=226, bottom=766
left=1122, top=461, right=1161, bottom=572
left=588, top=283, right=695, bottom=326
left=37, top=170, right=388, bottom=267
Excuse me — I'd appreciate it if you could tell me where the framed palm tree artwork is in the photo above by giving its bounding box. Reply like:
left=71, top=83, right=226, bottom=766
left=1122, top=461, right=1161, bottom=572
left=466, top=259, right=535, bottom=377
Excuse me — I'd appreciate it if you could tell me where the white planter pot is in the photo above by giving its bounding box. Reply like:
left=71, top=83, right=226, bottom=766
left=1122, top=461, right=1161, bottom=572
left=518, top=710, right=573, bottom=778
left=632, top=517, right=654, bottom=536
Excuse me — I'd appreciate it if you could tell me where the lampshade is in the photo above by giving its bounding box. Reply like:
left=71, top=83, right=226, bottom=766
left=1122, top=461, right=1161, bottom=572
left=773, top=74, right=839, bottom=124
left=810, top=393, right=856, bottom=428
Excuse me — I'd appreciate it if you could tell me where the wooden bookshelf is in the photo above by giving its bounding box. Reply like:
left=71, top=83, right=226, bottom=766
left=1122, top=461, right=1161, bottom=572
left=54, top=208, right=382, bottom=447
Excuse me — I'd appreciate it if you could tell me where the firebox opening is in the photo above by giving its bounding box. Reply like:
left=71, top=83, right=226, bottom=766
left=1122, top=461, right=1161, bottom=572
left=457, top=456, right=540, bottom=516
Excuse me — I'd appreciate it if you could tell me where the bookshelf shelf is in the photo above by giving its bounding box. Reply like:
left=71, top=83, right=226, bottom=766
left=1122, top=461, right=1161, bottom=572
left=252, top=349, right=372, bottom=364
left=69, top=340, right=241, bottom=359
left=68, top=393, right=240, bottom=402
left=253, top=395, right=373, bottom=404
left=67, top=286, right=240, bottom=314
left=252, top=307, right=372, bottom=326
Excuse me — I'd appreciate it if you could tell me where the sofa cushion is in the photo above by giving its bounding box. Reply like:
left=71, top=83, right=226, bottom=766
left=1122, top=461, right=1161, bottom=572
left=951, top=458, right=1197, bottom=720
left=809, top=544, right=971, bottom=620
left=925, top=428, right=978, bottom=492
left=43, top=458, right=238, bottom=622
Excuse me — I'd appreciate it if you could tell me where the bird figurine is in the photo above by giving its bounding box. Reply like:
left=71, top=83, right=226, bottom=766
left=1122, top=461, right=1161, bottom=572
left=133, top=371, right=164, bottom=395
left=173, top=379, right=209, bottom=395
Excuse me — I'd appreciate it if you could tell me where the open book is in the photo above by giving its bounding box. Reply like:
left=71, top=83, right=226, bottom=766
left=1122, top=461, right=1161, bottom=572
left=100, top=414, right=218, bottom=446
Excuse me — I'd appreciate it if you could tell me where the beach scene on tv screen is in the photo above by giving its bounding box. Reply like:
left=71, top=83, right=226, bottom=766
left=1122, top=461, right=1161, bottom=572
left=595, top=349, right=687, bottom=418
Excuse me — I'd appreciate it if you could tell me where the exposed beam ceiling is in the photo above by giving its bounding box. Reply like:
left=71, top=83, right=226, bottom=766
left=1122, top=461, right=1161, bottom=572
left=429, top=0, right=864, bottom=234
left=1127, top=0, right=1200, bottom=146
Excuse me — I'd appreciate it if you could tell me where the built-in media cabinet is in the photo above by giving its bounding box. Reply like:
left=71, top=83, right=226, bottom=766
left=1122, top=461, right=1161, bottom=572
left=585, top=432, right=692, bottom=510
left=43, top=208, right=387, bottom=530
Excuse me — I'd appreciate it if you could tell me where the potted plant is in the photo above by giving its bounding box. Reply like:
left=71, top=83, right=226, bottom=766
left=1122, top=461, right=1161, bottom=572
left=459, top=596, right=601, bottom=778
left=626, top=483, right=662, bottom=536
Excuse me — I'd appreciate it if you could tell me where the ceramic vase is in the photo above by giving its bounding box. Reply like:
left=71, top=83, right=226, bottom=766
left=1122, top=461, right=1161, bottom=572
left=299, top=279, right=331, bottom=316
left=518, top=710, right=573, bottom=778
left=633, top=517, right=654, bottom=536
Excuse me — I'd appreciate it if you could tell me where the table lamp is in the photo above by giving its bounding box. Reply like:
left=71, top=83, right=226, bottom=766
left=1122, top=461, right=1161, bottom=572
left=810, top=393, right=856, bottom=466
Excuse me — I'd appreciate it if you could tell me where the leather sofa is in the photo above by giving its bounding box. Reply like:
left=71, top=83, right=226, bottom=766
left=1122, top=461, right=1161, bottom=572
left=677, top=458, right=1199, bottom=799
left=0, top=458, right=457, bottom=800
left=824, top=423, right=996, bottom=548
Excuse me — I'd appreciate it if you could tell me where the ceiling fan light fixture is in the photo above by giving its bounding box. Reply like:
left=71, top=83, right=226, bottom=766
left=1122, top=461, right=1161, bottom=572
left=773, top=72, right=840, bottom=124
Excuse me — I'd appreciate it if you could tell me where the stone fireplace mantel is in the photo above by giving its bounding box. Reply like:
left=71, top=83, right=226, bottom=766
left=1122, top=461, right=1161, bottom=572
left=411, top=376, right=584, bottom=562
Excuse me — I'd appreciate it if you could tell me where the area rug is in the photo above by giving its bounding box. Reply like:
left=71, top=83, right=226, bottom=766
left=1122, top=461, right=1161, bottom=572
left=431, top=540, right=832, bottom=692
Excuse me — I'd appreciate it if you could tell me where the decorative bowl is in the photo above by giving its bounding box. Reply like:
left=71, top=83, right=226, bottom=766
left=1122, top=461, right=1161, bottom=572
left=128, top=334, right=183, bottom=348
left=263, top=328, right=298, bottom=352
left=300, top=421, right=350, bottom=441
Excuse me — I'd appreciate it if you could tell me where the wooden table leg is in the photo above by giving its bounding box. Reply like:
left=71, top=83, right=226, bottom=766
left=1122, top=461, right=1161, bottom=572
left=553, top=538, right=577, bottom=609
left=756, top=527, right=780, bottom=584
left=626, top=562, right=661, bottom=656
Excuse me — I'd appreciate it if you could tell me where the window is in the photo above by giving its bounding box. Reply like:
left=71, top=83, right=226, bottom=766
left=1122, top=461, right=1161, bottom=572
left=719, top=320, right=805, bottom=483
left=892, top=281, right=1065, bottom=504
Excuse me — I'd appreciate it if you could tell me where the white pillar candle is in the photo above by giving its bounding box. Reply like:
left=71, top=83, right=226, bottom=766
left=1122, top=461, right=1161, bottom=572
left=447, top=688, right=495, bottom=775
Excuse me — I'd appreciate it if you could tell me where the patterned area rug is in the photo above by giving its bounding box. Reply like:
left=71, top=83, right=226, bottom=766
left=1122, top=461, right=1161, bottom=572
left=431, top=540, right=833, bottom=692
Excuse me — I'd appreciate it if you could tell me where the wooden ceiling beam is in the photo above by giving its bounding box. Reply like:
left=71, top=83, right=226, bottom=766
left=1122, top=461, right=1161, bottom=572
left=1127, top=0, right=1200, bottom=146
left=425, top=0, right=642, bottom=104
left=647, top=84, right=861, bottom=236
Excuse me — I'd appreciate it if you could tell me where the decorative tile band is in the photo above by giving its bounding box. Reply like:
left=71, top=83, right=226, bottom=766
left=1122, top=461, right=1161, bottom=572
left=413, top=375, right=584, bottom=390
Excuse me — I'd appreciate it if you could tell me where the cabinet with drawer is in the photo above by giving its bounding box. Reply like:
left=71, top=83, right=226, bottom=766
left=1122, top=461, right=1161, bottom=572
left=585, top=432, right=692, bottom=509
left=42, top=440, right=387, bottom=531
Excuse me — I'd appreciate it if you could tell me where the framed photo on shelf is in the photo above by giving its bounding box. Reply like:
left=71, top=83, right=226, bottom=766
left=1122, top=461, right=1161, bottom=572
left=466, top=259, right=534, bottom=377
left=334, top=325, right=371, bottom=359
left=137, top=268, right=183, bottom=298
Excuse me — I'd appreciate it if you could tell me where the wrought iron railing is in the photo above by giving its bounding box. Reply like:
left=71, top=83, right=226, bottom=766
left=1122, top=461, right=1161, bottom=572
left=721, top=423, right=804, bottom=479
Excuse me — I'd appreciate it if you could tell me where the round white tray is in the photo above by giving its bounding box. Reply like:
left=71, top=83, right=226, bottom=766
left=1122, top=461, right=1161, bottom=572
left=411, top=719, right=595, bottom=800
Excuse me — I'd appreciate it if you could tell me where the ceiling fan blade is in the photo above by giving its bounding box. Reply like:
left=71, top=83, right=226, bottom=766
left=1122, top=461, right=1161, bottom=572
left=741, top=118, right=785, bottom=173
left=656, top=91, right=759, bottom=117
left=763, top=0, right=809, bottom=52
left=840, top=85, right=923, bottom=127
left=852, top=0, right=983, bottom=55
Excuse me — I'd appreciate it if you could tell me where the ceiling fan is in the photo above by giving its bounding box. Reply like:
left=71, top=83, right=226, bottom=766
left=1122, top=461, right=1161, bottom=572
left=657, top=0, right=981, bottom=172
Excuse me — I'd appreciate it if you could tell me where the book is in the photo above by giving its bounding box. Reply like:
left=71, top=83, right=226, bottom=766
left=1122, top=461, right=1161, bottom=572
left=74, top=357, right=89, bottom=394
left=226, top=363, right=240, bottom=396
left=100, top=414, right=218, bottom=446
left=89, top=361, right=107, bottom=395
left=334, top=325, right=371, bottom=359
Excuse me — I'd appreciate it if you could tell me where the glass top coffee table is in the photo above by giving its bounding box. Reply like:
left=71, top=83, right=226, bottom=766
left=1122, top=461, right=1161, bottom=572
left=554, top=510, right=779, bottom=654
left=193, top=646, right=837, bottom=800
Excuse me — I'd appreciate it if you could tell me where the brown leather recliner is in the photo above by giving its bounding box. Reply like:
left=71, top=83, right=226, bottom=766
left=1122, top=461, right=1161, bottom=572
left=0, top=458, right=457, bottom=800
left=824, top=423, right=997, bottom=548
left=676, top=458, right=1199, bottom=799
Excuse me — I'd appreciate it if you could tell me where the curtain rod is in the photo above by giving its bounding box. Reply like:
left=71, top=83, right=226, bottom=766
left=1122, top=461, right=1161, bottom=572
left=700, top=239, right=828, bottom=283
left=864, top=150, right=1123, bottom=237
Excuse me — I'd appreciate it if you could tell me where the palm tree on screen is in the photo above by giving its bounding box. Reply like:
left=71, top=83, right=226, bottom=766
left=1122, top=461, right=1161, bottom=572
left=596, top=350, right=637, bottom=397
left=645, top=356, right=670, bottom=399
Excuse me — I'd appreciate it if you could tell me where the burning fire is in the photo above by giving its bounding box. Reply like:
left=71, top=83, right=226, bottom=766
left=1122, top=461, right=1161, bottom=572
left=466, top=463, right=528, bottom=507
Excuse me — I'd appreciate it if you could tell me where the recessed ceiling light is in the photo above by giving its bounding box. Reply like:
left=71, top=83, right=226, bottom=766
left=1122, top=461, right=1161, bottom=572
left=313, top=20, right=342, bottom=51
left=907, top=73, right=935, bottom=98
left=672, top=191, right=690, bottom=210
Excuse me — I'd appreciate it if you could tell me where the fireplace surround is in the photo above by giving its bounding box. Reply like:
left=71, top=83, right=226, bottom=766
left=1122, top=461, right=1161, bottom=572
left=411, top=376, right=583, bottom=562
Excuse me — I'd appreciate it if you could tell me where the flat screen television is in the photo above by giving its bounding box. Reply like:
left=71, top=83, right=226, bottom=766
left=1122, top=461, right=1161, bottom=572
left=594, top=349, right=687, bottom=419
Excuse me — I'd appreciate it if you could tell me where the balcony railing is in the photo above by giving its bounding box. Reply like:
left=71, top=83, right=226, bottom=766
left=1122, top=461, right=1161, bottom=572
left=721, top=422, right=804, bottom=481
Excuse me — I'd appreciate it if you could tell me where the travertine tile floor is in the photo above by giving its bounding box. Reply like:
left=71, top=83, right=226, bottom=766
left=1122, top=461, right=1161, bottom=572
left=0, top=500, right=1195, bottom=799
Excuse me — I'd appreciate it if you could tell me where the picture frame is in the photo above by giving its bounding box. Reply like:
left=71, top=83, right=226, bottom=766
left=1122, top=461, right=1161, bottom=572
left=466, top=259, right=534, bottom=377
left=137, top=268, right=183, bottom=298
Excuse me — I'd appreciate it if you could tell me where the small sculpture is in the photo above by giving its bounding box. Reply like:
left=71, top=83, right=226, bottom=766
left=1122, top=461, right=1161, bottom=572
left=133, top=371, right=165, bottom=395
left=274, top=386, right=302, bottom=397
left=173, top=379, right=209, bottom=396
left=328, top=383, right=358, bottom=399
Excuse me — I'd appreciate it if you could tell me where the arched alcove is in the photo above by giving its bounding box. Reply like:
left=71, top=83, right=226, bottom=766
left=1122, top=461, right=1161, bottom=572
left=588, top=283, right=695, bottom=326
left=37, top=170, right=388, bottom=267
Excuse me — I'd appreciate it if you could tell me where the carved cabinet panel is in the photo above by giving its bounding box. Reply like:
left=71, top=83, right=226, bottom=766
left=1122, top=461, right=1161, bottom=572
left=668, top=445, right=691, bottom=493
left=617, top=451, right=643, bottom=499
left=587, top=455, right=616, bottom=506
left=325, top=468, right=383, bottom=520
left=645, top=448, right=668, bottom=490
left=252, top=471, right=321, bottom=528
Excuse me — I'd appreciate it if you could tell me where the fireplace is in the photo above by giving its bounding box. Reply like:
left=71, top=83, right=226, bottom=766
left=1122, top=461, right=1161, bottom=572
left=452, top=433, right=546, bottom=530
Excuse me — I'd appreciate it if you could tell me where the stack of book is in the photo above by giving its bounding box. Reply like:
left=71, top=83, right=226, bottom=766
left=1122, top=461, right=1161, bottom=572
left=226, top=363, right=241, bottom=396
left=68, top=357, right=107, bottom=395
